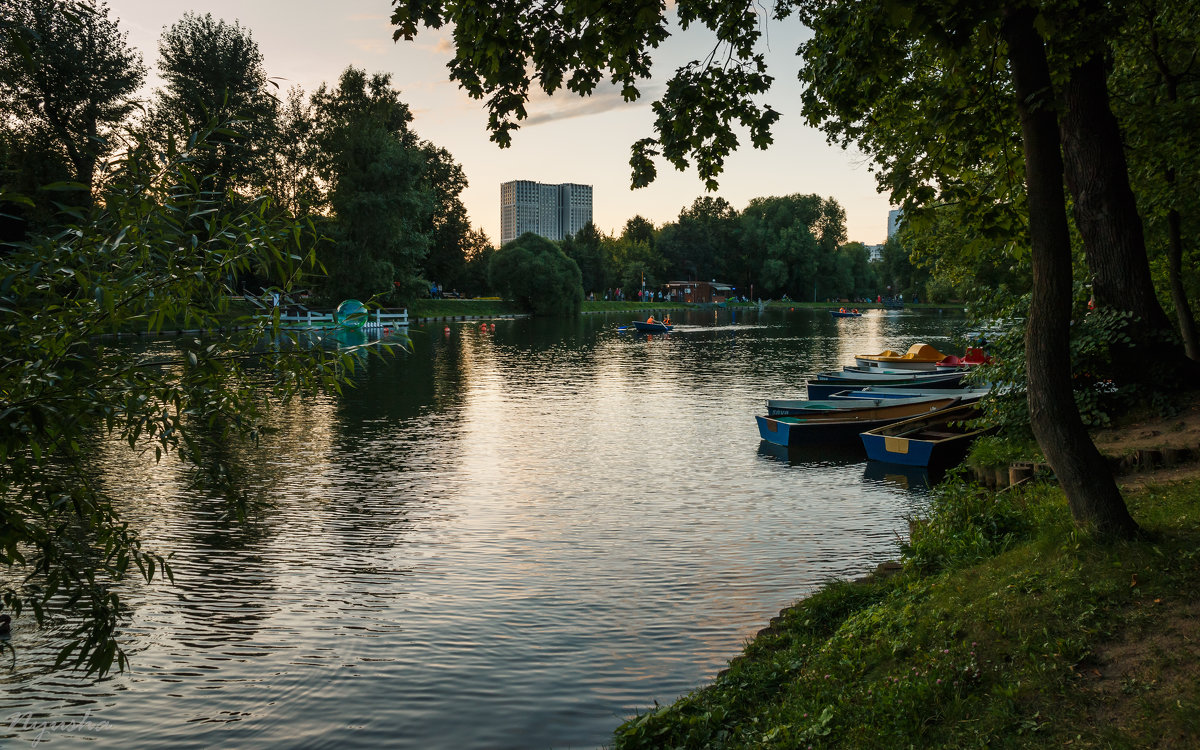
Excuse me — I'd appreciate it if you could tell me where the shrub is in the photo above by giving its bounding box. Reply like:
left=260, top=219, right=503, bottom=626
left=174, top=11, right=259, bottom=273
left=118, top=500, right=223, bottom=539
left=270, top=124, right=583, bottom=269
left=488, top=232, right=583, bottom=316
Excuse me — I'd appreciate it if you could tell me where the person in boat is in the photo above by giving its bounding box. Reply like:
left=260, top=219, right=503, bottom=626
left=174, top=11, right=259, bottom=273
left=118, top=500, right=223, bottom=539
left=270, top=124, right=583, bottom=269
left=646, top=315, right=656, bottom=324
left=839, top=307, right=846, bottom=313
left=663, top=315, right=671, bottom=326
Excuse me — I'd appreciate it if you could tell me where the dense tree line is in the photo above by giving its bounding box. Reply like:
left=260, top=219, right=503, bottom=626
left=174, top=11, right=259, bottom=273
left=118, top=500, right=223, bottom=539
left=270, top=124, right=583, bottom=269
left=557, top=193, right=893, bottom=302
left=1, top=3, right=476, bottom=306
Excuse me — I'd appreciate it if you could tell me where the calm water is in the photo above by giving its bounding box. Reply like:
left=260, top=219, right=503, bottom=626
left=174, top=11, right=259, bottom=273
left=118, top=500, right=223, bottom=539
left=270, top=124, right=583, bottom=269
left=1, top=307, right=968, bottom=749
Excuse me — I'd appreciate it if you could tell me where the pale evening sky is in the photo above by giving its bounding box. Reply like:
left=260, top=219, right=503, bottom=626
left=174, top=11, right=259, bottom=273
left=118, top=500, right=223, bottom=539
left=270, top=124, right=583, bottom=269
left=102, top=0, right=894, bottom=245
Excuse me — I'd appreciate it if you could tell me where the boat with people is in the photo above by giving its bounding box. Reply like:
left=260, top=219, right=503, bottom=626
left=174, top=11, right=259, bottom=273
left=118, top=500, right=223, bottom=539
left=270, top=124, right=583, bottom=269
left=756, top=397, right=961, bottom=446
left=829, top=308, right=862, bottom=318
left=859, top=402, right=996, bottom=467
left=626, top=313, right=674, bottom=333
left=630, top=320, right=673, bottom=333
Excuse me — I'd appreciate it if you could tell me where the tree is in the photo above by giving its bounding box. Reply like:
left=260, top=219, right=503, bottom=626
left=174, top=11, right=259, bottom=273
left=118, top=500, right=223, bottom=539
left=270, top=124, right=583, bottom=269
left=604, top=232, right=666, bottom=292
left=1, top=127, right=358, bottom=675
left=837, top=242, right=880, bottom=298
left=419, top=143, right=472, bottom=294
left=1054, top=4, right=1187, bottom=380
left=490, top=232, right=583, bottom=315
left=391, top=0, right=778, bottom=190
left=739, top=194, right=822, bottom=297
left=622, top=215, right=658, bottom=248
left=1000, top=4, right=1136, bottom=535
left=458, top=228, right=497, bottom=296
left=310, top=67, right=433, bottom=303
left=0, top=0, right=144, bottom=205
left=260, top=86, right=324, bottom=219
left=657, top=196, right=740, bottom=282
left=1110, top=0, right=1200, bottom=359
left=146, top=13, right=273, bottom=198
left=561, top=222, right=612, bottom=295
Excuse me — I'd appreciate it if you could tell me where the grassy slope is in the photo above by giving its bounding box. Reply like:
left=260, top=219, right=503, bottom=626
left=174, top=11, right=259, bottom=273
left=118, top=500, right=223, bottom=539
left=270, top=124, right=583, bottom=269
left=612, top=478, right=1200, bottom=749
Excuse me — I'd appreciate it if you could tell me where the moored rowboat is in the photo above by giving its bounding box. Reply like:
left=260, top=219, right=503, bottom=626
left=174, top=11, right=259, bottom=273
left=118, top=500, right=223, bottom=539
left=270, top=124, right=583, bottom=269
left=805, top=370, right=967, bottom=399
left=859, top=403, right=996, bottom=467
left=756, top=397, right=960, bottom=446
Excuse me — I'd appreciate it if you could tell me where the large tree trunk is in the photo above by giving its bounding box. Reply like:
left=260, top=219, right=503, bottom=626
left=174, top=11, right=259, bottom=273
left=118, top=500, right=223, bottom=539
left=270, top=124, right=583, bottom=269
left=1002, top=6, right=1139, bottom=538
left=1059, top=54, right=1194, bottom=378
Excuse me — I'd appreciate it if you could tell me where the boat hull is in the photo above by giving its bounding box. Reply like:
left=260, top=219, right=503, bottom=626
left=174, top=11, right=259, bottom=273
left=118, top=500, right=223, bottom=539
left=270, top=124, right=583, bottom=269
left=631, top=321, right=673, bottom=333
left=859, top=403, right=995, bottom=467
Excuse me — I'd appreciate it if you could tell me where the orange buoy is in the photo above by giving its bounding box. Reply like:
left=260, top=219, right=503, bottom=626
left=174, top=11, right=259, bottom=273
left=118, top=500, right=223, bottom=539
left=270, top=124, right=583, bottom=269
left=444, top=326, right=450, bottom=335
left=490, top=323, right=495, bottom=330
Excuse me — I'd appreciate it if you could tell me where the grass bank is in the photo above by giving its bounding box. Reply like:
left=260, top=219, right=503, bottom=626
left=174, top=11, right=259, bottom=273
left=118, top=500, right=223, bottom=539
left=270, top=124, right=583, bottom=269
left=613, top=476, right=1200, bottom=748
left=409, top=298, right=525, bottom=318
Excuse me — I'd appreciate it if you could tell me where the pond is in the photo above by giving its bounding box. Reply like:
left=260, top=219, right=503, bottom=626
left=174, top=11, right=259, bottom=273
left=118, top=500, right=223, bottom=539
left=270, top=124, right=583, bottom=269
left=1, top=306, right=970, bottom=749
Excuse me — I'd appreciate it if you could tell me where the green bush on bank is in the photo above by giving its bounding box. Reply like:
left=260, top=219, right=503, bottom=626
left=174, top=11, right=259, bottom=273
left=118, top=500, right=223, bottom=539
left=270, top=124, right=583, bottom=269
left=613, top=478, right=1200, bottom=749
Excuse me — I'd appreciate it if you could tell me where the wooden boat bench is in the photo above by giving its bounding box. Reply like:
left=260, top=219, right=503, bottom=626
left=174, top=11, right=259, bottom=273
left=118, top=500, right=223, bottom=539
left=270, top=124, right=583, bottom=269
left=917, top=430, right=961, bottom=439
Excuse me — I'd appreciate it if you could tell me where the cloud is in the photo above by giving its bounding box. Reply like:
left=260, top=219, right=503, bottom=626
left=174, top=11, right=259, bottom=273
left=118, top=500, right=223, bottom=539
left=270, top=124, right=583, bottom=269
left=522, top=83, right=660, bottom=127
left=350, top=38, right=388, bottom=54
left=435, top=38, right=453, bottom=54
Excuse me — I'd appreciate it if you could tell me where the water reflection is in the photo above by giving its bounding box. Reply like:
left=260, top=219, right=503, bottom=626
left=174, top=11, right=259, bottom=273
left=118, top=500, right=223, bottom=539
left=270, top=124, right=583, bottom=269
left=863, top=461, right=936, bottom=492
left=0, top=308, right=970, bottom=749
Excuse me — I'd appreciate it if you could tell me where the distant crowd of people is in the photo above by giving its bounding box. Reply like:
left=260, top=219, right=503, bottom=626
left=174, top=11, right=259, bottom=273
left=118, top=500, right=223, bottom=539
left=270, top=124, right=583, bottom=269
left=603, top=288, right=676, bottom=302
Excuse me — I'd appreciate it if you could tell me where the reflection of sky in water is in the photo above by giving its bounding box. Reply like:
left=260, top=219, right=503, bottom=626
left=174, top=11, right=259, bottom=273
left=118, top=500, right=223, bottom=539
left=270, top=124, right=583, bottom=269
left=0, top=308, right=970, bottom=749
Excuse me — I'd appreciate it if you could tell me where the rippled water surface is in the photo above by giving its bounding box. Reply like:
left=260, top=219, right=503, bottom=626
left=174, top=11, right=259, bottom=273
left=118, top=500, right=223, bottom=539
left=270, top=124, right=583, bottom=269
left=2, top=307, right=970, bottom=748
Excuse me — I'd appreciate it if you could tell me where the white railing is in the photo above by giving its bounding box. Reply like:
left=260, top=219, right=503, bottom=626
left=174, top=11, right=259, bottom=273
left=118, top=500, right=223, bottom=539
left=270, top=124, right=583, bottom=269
left=259, top=307, right=409, bottom=329
left=362, top=308, right=409, bottom=328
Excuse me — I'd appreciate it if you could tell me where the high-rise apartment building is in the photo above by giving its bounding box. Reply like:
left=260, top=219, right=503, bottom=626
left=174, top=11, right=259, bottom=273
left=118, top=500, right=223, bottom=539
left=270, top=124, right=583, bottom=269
left=500, top=180, right=593, bottom=244
left=887, top=209, right=903, bottom=239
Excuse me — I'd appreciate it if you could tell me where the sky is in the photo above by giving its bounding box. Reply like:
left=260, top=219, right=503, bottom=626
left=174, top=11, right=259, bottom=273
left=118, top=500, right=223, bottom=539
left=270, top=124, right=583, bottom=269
left=102, top=0, right=895, bottom=245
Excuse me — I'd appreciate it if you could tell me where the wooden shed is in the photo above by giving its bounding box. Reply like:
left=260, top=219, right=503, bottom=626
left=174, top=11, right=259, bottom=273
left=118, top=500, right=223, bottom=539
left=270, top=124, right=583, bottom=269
left=663, top=281, right=736, bottom=304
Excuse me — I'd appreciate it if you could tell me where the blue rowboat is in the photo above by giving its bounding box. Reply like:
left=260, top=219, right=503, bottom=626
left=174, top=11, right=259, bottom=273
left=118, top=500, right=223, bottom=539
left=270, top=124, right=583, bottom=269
left=859, top=403, right=996, bottom=467
left=630, top=320, right=673, bottom=333
left=756, top=397, right=960, bottom=446
left=829, top=310, right=862, bottom=317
